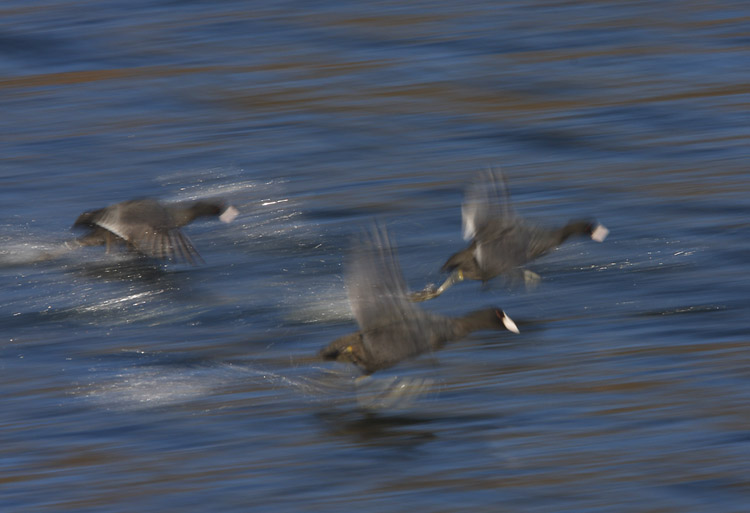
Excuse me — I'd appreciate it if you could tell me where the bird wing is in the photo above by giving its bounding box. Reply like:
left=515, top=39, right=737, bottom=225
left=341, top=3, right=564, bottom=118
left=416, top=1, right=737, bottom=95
left=345, top=224, right=433, bottom=361
left=128, top=227, right=203, bottom=264
left=461, top=168, right=516, bottom=241
left=462, top=169, right=531, bottom=274
left=84, top=199, right=203, bottom=263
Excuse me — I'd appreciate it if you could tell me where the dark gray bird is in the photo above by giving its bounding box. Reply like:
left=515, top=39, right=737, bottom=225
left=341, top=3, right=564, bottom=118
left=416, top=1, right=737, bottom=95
left=320, top=224, right=519, bottom=375
left=71, top=198, right=238, bottom=264
left=411, top=170, right=608, bottom=301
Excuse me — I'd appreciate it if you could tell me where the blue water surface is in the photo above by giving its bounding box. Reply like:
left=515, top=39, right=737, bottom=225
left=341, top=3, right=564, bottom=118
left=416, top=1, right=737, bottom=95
left=1, top=1, right=749, bottom=512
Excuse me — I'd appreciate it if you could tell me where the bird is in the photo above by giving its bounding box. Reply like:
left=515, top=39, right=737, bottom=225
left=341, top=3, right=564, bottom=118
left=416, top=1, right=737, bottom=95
left=319, top=224, right=519, bottom=375
left=70, top=198, right=239, bottom=264
left=410, top=169, right=608, bottom=301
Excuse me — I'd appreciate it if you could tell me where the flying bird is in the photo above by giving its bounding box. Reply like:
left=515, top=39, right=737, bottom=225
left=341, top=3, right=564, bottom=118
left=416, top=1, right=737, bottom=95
left=320, top=224, right=519, bottom=375
left=71, top=198, right=238, bottom=264
left=411, top=170, right=608, bottom=301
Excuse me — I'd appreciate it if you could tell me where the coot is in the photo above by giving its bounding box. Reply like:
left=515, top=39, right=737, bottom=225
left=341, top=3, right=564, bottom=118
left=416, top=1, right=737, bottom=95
left=320, top=224, right=519, bottom=375
left=411, top=170, right=608, bottom=301
left=72, top=198, right=238, bottom=264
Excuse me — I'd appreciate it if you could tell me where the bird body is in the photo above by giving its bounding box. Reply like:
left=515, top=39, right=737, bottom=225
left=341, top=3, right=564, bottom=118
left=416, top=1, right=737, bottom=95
left=442, top=218, right=602, bottom=281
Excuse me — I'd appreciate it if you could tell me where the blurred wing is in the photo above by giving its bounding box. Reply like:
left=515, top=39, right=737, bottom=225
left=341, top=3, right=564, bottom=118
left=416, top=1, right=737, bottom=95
left=462, top=169, right=528, bottom=274
left=85, top=207, right=130, bottom=241
left=462, top=168, right=516, bottom=241
left=345, top=224, right=431, bottom=358
left=346, top=224, right=412, bottom=325
left=91, top=203, right=202, bottom=264
left=129, top=228, right=203, bottom=264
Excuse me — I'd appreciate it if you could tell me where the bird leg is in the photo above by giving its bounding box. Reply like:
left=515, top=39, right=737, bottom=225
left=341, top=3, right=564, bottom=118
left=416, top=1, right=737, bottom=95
left=409, top=269, right=465, bottom=302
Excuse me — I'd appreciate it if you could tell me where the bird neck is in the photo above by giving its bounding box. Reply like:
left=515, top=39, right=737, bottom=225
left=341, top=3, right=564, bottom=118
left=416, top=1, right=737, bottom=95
left=172, top=202, right=221, bottom=227
left=558, top=220, right=593, bottom=243
left=452, top=308, right=502, bottom=338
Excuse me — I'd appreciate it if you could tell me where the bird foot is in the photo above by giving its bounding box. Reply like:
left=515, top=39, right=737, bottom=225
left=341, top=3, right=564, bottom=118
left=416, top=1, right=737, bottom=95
left=408, top=284, right=439, bottom=302
left=409, top=271, right=464, bottom=302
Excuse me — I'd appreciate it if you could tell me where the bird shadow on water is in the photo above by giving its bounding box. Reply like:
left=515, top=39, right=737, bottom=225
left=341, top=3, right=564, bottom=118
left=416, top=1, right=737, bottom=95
left=309, top=366, right=471, bottom=448
left=314, top=402, right=506, bottom=449
left=315, top=409, right=438, bottom=447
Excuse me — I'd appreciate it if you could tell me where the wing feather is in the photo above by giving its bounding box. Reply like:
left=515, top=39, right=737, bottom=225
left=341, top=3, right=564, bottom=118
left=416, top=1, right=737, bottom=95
left=346, top=224, right=433, bottom=361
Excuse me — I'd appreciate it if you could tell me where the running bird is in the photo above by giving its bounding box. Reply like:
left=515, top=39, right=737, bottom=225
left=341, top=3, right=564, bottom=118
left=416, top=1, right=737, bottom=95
left=71, top=198, right=239, bottom=264
left=411, top=170, right=608, bottom=301
left=320, top=224, right=519, bottom=375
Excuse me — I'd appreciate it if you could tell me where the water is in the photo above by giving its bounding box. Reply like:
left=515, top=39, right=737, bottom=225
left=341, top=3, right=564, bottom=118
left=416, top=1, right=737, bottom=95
left=1, top=1, right=749, bottom=511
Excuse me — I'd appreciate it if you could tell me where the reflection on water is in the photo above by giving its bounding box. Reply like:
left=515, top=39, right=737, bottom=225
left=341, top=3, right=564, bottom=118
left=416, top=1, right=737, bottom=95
left=1, top=0, right=749, bottom=512
left=317, top=411, right=438, bottom=447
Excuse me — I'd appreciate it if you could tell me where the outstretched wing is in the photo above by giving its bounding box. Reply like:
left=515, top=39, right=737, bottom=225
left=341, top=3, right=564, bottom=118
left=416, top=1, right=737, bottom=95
left=461, top=167, right=516, bottom=242
left=346, top=224, right=414, bottom=326
left=75, top=199, right=203, bottom=264
left=128, top=227, right=204, bottom=264
left=345, top=224, right=432, bottom=361
left=462, top=169, right=531, bottom=273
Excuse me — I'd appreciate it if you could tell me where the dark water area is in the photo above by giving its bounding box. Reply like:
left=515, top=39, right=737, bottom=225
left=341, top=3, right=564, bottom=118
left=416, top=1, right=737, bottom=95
left=1, top=1, right=749, bottom=511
